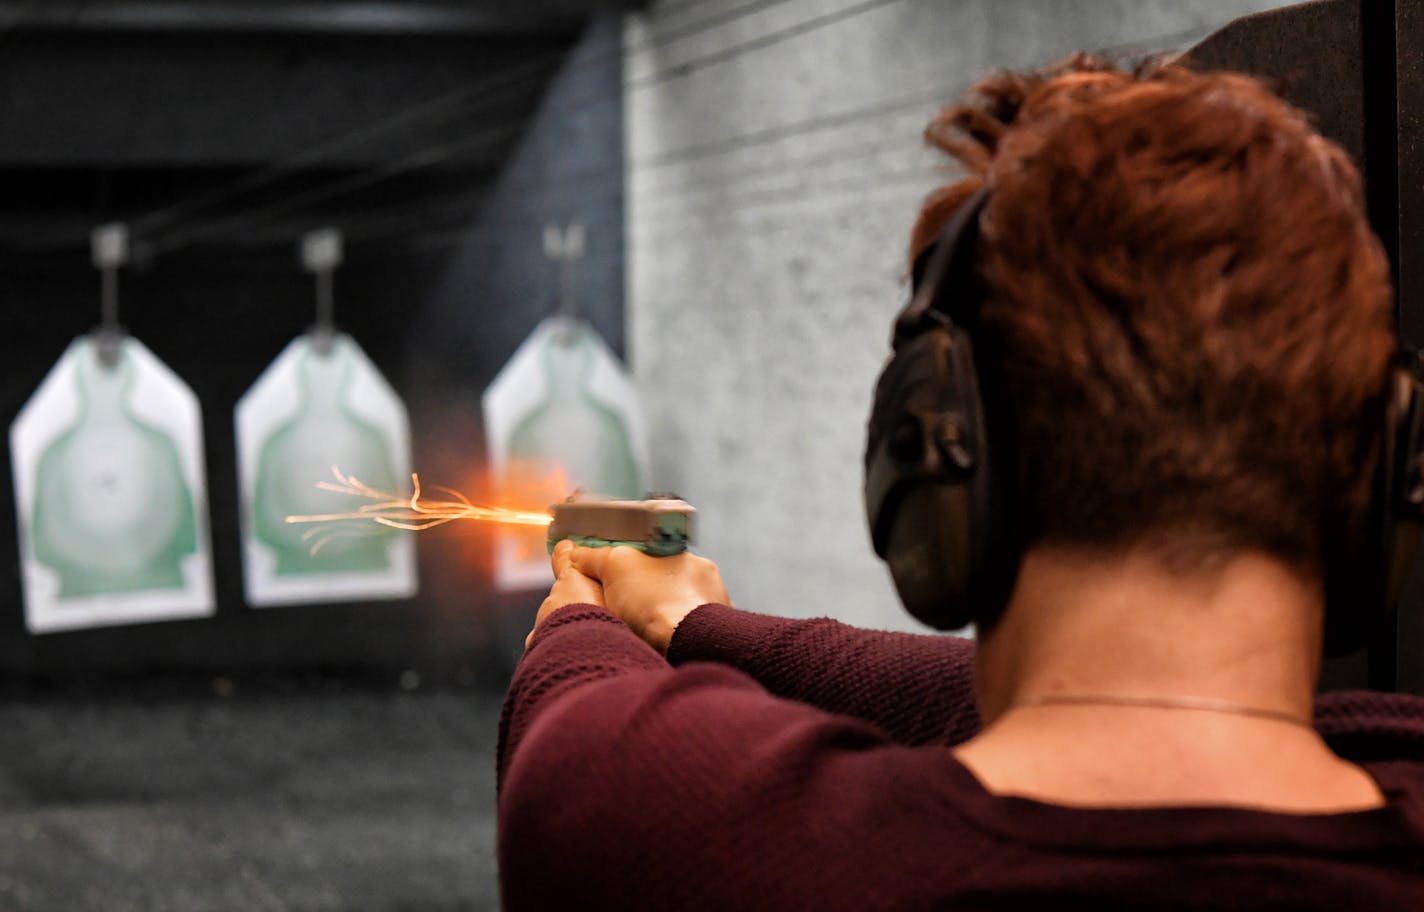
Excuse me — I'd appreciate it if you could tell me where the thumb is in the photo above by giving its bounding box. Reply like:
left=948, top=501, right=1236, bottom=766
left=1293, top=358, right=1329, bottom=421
left=551, top=539, right=576, bottom=577
left=569, top=545, right=608, bottom=582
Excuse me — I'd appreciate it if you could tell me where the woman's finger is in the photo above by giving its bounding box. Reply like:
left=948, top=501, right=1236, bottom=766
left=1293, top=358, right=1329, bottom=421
left=569, top=545, right=609, bottom=582
left=551, top=539, right=576, bottom=577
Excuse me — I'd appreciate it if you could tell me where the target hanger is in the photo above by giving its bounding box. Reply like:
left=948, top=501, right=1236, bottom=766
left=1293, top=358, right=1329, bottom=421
left=90, top=223, right=129, bottom=368
left=544, top=221, right=586, bottom=321
left=301, top=227, right=342, bottom=355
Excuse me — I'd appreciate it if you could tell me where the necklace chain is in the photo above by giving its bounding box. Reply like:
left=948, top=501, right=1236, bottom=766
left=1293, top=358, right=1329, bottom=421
left=1010, top=693, right=1315, bottom=730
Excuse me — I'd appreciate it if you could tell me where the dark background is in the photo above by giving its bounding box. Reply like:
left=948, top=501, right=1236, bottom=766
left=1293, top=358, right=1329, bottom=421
left=0, top=5, right=631, bottom=908
left=1189, top=0, right=1424, bottom=693
left=0, top=4, right=628, bottom=683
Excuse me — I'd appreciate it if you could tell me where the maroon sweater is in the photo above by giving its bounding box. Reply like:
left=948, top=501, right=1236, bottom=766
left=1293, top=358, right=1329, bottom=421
left=498, top=604, right=1424, bottom=910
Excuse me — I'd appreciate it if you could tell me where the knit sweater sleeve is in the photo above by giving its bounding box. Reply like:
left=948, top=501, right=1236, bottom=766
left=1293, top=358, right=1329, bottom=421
left=665, top=603, right=982, bottom=747
left=496, top=603, right=667, bottom=790
left=1312, top=690, right=1424, bottom=761
left=497, top=603, right=984, bottom=910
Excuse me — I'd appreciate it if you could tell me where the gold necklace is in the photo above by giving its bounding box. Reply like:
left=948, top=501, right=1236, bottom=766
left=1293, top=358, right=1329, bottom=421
left=1011, top=693, right=1315, bottom=730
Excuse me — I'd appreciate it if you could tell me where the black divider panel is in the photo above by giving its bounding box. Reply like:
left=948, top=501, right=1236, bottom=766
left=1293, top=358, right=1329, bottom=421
left=1189, top=0, right=1424, bottom=693
left=1396, top=0, right=1424, bottom=692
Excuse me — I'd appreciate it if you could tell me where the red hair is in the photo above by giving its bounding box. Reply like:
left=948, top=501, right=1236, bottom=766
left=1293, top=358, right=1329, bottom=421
left=913, top=55, right=1396, bottom=572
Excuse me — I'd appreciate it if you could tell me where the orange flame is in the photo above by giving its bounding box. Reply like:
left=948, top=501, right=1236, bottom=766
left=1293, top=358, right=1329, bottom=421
left=286, top=466, right=552, bottom=555
left=490, top=461, right=574, bottom=568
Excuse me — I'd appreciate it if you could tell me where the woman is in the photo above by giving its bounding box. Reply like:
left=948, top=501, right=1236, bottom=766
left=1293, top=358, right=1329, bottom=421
left=498, top=57, right=1424, bottom=910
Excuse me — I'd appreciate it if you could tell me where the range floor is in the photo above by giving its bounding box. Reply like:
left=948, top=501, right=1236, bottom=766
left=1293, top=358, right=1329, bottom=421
left=0, top=687, right=504, bottom=911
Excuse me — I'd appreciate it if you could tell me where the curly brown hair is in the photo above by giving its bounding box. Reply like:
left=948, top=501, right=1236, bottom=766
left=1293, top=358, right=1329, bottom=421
left=914, top=55, right=1396, bottom=575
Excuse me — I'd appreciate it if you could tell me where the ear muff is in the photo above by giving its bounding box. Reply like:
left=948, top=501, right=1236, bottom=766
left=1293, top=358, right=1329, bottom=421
left=864, top=188, right=1018, bottom=631
left=865, top=188, right=1424, bottom=653
left=1323, top=354, right=1424, bottom=657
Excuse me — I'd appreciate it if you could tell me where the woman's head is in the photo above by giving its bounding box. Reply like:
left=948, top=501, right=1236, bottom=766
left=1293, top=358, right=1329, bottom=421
left=913, top=55, right=1396, bottom=580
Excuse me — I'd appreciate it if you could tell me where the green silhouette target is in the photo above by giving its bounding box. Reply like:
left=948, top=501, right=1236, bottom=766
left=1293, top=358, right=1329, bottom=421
left=10, top=336, right=215, bottom=633
left=483, top=317, right=648, bottom=590
left=235, top=333, right=416, bottom=607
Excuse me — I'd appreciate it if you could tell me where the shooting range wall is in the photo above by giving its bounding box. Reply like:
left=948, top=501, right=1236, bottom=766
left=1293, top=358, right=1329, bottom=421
left=623, top=0, right=1296, bottom=634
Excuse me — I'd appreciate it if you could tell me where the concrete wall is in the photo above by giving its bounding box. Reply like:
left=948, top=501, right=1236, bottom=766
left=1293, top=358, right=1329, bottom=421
left=624, top=0, right=1295, bottom=632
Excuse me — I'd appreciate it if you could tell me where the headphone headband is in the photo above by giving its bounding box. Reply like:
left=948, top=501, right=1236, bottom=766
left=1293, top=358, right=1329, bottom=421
left=896, top=186, right=991, bottom=348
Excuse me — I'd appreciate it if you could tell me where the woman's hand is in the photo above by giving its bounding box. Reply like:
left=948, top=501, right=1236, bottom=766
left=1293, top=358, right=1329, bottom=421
left=569, top=543, right=731, bottom=655
left=526, top=541, right=605, bottom=649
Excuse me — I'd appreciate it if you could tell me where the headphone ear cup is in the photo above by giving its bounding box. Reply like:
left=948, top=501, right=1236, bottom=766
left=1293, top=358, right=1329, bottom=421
left=864, top=328, right=1018, bottom=631
left=878, top=482, right=976, bottom=629
left=1324, top=358, right=1424, bottom=657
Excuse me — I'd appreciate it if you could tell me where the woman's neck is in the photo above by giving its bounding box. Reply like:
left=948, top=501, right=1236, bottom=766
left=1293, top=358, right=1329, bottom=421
left=958, top=546, right=1384, bottom=812
left=975, top=546, right=1324, bottom=723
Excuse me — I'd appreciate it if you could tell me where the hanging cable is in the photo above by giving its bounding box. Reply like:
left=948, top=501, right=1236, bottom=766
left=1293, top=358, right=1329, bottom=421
left=131, top=0, right=804, bottom=236
left=129, top=56, right=563, bottom=236
left=630, top=164, right=937, bottom=232
left=333, top=126, right=916, bottom=246
left=637, top=0, right=719, bottom=20
left=149, top=57, right=925, bottom=250
left=624, top=0, right=800, bottom=55
left=150, top=0, right=906, bottom=234
left=475, top=15, right=1222, bottom=193
left=142, top=119, right=532, bottom=255
left=625, top=0, right=905, bottom=90
left=0, top=6, right=1216, bottom=260
left=1, top=0, right=807, bottom=257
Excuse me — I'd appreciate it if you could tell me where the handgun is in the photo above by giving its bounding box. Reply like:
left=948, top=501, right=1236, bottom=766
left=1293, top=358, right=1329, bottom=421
left=547, top=496, right=695, bottom=557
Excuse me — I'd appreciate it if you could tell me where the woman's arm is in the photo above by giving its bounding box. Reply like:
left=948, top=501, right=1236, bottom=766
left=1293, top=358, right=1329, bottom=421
left=565, top=543, right=982, bottom=748
left=669, top=604, right=981, bottom=747
left=498, top=606, right=976, bottom=910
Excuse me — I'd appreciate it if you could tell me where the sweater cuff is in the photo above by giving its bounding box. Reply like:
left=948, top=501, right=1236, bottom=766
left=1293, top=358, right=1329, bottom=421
left=526, top=602, right=624, bottom=651
left=667, top=603, right=794, bottom=667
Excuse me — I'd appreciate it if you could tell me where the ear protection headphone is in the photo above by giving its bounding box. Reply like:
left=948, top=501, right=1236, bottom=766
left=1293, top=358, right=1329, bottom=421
left=864, top=187, right=1424, bottom=656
